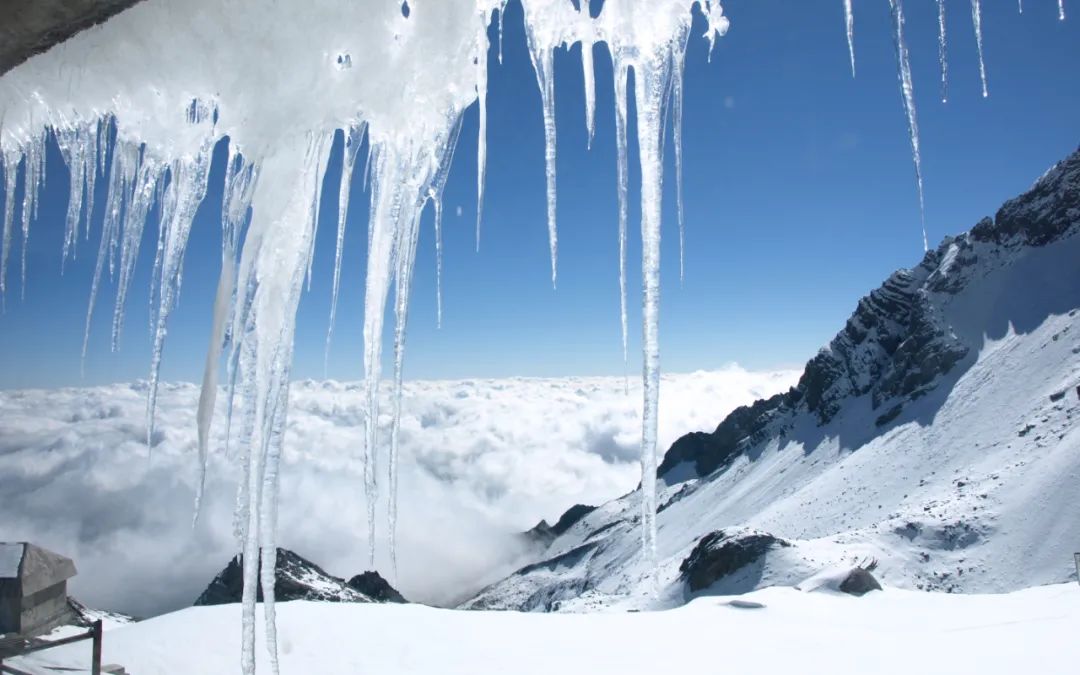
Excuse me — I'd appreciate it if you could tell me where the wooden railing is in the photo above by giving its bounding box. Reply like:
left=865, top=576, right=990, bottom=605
left=0, top=619, right=102, bottom=675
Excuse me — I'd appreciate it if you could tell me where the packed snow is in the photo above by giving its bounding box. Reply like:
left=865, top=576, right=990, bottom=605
left=0, top=366, right=796, bottom=618
left=11, top=584, right=1080, bottom=674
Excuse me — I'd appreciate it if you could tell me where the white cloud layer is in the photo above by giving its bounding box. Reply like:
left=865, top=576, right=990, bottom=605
left=0, top=366, right=798, bottom=617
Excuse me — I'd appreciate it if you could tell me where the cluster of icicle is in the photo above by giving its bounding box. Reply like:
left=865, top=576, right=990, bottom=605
left=844, top=0, right=1066, bottom=253
left=0, top=1, right=730, bottom=672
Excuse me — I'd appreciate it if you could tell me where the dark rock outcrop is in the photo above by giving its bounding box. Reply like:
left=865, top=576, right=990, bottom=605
left=551, top=504, right=596, bottom=536
left=522, top=504, right=598, bottom=549
left=346, top=572, right=407, bottom=604
left=194, top=548, right=404, bottom=606
left=839, top=568, right=882, bottom=596
left=679, top=530, right=790, bottom=592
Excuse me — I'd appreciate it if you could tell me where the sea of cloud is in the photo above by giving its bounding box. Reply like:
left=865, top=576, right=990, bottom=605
left=0, top=366, right=798, bottom=617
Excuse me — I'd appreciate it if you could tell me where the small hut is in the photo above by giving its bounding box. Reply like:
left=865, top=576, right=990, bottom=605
left=0, top=543, right=78, bottom=636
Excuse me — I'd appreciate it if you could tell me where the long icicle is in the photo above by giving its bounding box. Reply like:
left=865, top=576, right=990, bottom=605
left=434, top=196, right=444, bottom=328
left=388, top=118, right=463, bottom=577
left=389, top=209, right=422, bottom=578
left=613, top=63, right=630, bottom=393
left=0, top=150, right=17, bottom=306
left=476, top=15, right=489, bottom=252
left=230, top=133, right=331, bottom=675
left=582, top=37, right=596, bottom=148
left=147, top=142, right=213, bottom=447
left=111, top=147, right=163, bottom=351
left=970, top=0, right=989, bottom=98
left=937, top=0, right=949, bottom=103
left=524, top=30, right=558, bottom=288
left=326, top=123, right=365, bottom=373
left=672, top=32, right=689, bottom=285
left=843, top=0, right=856, bottom=77
left=195, top=147, right=258, bottom=527
left=1060, top=0, right=1066, bottom=20
left=889, top=0, right=929, bottom=252
left=82, top=134, right=135, bottom=367
left=633, top=47, right=673, bottom=582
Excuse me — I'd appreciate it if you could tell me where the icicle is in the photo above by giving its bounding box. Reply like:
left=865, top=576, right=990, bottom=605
left=227, top=134, right=331, bottom=675
left=889, top=0, right=929, bottom=252
left=1060, top=0, right=1066, bottom=20
left=387, top=119, right=462, bottom=576
left=147, top=143, right=213, bottom=446
left=498, top=1, right=506, bottom=64
left=388, top=208, right=421, bottom=578
left=82, top=132, right=136, bottom=366
left=84, top=124, right=100, bottom=243
left=970, top=0, right=989, bottom=98
left=476, top=15, right=489, bottom=252
left=304, top=142, right=329, bottom=293
left=672, top=34, right=689, bottom=286
left=631, top=46, right=673, bottom=577
left=1018, top=1, right=1023, bottom=15
left=0, top=150, right=17, bottom=305
left=614, top=63, right=630, bottom=393
left=582, top=38, right=596, bottom=148
left=56, top=127, right=89, bottom=267
left=434, top=196, right=444, bottom=328
left=325, top=123, right=364, bottom=372
left=20, top=137, right=44, bottom=299
left=111, top=147, right=163, bottom=351
left=523, top=20, right=558, bottom=287
left=937, top=0, right=949, bottom=103
left=843, top=0, right=856, bottom=77
left=195, top=147, right=258, bottom=527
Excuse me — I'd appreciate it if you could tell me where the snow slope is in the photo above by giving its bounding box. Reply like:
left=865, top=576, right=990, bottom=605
left=11, top=584, right=1080, bottom=674
left=465, top=147, right=1080, bottom=611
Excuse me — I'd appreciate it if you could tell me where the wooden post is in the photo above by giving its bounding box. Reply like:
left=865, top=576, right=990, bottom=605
left=91, top=619, right=102, bottom=675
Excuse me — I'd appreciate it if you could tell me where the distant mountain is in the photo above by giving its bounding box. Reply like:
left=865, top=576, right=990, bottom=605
left=521, top=504, right=598, bottom=549
left=195, top=548, right=406, bottom=606
left=463, top=146, right=1080, bottom=611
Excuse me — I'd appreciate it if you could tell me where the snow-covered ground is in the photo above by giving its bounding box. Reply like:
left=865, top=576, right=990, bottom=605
left=0, top=366, right=796, bottom=617
left=11, top=583, right=1080, bottom=674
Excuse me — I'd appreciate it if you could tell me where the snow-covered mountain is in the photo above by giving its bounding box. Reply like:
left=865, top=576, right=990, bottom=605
left=195, top=548, right=406, bottom=606
left=464, top=146, right=1080, bottom=611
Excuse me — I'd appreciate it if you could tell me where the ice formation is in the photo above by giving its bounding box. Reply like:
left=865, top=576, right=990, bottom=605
left=0, top=0, right=729, bottom=669
left=970, top=0, right=990, bottom=98
left=888, top=0, right=928, bottom=253
left=0, top=0, right=1046, bottom=670
left=937, top=0, right=949, bottom=103
left=843, top=0, right=856, bottom=78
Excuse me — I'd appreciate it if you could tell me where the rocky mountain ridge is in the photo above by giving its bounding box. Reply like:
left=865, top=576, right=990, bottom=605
left=194, top=548, right=406, bottom=606
left=463, top=145, right=1080, bottom=612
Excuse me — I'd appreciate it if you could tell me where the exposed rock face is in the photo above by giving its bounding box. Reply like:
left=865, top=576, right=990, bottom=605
left=522, top=504, right=598, bottom=549
left=679, top=530, right=791, bottom=593
left=0, top=1, right=144, bottom=74
left=346, top=572, right=407, bottom=604
left=551, top=504, right=597, bottom=536
left=194, top=548, right=404, bottom=606
left=839, top=568, right=882, bottom=596
left=660, top=146, right=1080, bottom=481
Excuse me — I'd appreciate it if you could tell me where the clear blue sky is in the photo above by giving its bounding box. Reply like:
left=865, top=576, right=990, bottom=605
left=0, top=0, right=1077, bottom=388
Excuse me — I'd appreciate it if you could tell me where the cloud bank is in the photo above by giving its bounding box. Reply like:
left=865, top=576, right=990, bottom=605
left=0, top=366, right=798, bottom=617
